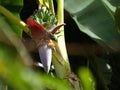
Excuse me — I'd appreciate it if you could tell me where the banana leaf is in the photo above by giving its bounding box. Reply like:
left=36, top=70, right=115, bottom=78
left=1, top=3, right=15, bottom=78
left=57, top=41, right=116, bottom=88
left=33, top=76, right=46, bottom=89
left=64, top=0, right=120, bottom=51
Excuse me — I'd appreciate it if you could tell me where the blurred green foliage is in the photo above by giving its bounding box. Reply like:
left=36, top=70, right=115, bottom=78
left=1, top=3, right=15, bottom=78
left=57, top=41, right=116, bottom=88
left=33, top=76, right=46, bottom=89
left=64, top=0, right=120, bottom=90
left=1, top=0, right=115, bottom=90
left=0, top=0, right=74, bottom=90
left=79, top=67, right=96, bottom=90
left=0, top=0, right=22, bottom=37
left=0, top=0, right=22, bottom=6
left=0, top=7, right=73, bottom=90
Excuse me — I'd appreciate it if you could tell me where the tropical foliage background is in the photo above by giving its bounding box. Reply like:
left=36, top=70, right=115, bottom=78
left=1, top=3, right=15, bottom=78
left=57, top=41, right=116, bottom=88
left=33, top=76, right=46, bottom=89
left=0, top=0, right=120, bottom=90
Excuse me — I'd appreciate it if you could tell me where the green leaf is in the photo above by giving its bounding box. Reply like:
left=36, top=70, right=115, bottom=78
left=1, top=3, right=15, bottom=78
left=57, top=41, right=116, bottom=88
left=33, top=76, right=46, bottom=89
left=108, top=0, right=120, bottom=7
left=4, top=15, right=22, bottom=37
left=0, top=0, right=22, bottom=6
left=78, top=67, right=96, bottom=90
left=64, top=0, right=120, bottom=51
left=0, top=0, right=23, bottom=37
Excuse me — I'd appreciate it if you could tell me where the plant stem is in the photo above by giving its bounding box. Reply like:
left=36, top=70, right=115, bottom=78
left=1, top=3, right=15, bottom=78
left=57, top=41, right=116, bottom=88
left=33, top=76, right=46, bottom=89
left=48, top=0, right=55, bottom=15
left=52, top=0, right=71, bottom=78
left=0, top=5, right=30, bottom=36
left=57, top=0, right=64, bottom=25
left=57, top=0, right=70, bottom=67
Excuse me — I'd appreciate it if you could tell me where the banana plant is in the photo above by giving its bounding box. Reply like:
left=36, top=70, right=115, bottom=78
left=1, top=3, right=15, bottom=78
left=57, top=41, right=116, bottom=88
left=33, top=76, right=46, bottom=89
left=25, top=0, right=71, bottom=78
left=26, top=17, right=65, bottom=73
left=0, top=0, right=71, bottom=79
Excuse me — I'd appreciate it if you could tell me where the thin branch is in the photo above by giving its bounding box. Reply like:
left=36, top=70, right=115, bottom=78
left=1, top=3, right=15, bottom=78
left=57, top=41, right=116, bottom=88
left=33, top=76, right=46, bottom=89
left=0, top=5, right=30, bottom=36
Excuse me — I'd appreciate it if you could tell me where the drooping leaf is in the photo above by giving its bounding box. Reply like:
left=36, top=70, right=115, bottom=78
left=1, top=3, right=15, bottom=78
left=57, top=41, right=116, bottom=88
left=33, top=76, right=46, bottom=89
left=108, top=0, right=120, bottom=7
left=64, top=0, right=120, bottom=51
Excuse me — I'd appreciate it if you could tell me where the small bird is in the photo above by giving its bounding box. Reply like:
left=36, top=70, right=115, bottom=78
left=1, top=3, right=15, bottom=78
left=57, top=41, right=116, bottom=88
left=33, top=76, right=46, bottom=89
left=26, top=18, right=65, bottom=73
